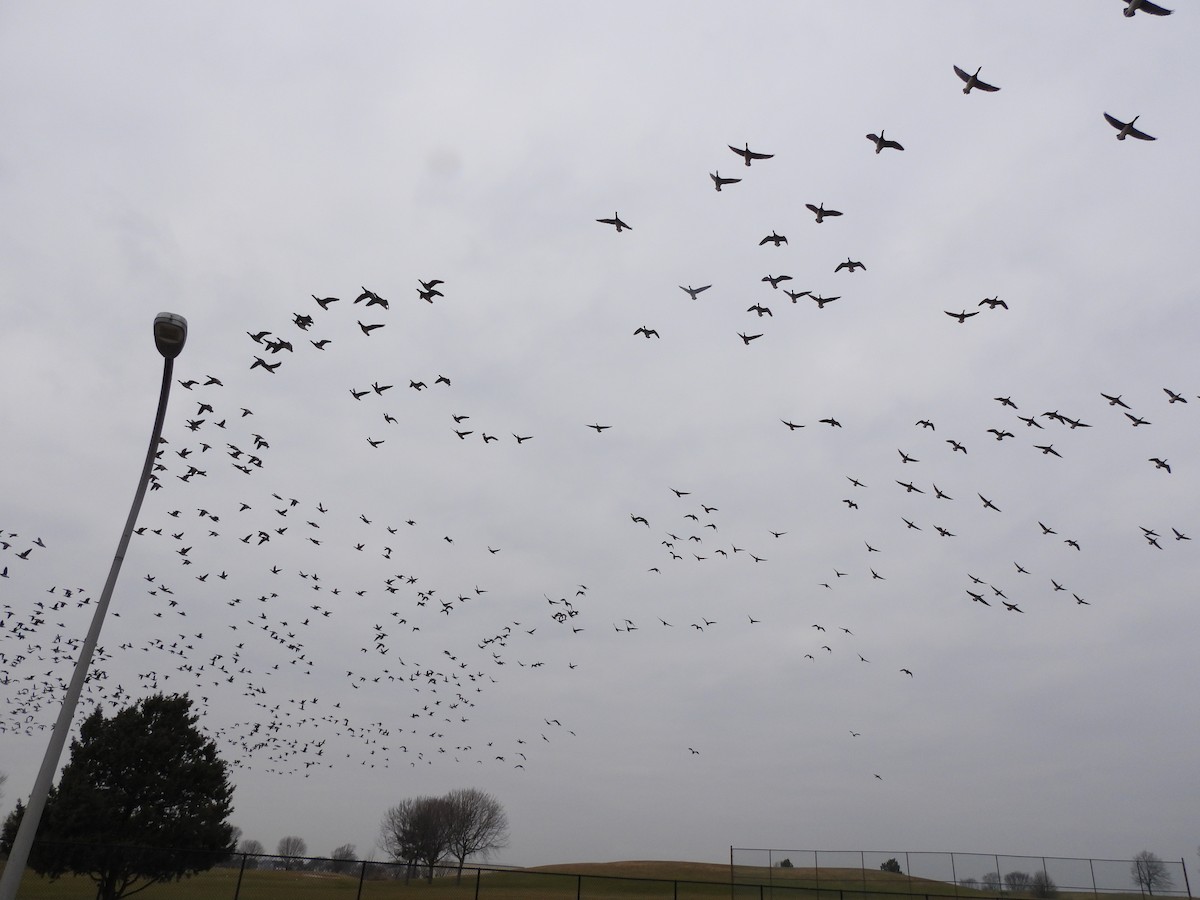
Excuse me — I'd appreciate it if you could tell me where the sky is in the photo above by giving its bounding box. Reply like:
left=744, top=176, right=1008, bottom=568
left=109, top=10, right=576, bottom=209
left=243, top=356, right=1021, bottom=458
left=1, top=0, right=1198, bottom=878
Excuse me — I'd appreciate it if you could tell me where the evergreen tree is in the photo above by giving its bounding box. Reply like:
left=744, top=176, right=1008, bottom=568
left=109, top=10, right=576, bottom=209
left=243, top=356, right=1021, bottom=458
left=1, top=694, right=234, bottom=900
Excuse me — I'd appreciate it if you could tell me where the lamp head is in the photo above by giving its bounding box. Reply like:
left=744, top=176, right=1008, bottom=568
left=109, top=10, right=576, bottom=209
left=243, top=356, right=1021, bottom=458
left=153, top=312, right=188, bottom=359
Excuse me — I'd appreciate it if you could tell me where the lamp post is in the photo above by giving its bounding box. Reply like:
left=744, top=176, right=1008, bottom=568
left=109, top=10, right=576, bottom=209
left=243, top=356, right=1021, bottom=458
left=0, top=313, right=187, bottom=900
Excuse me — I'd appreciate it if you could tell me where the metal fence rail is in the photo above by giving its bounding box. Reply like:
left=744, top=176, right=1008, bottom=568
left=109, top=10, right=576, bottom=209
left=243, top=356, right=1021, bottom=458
left=730, top=848, right=1192, bottom=900
left=0, top=843, right=1191, bottom=899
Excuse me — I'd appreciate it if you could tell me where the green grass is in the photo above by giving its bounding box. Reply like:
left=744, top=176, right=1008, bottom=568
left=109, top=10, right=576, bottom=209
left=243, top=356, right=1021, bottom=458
left=0, top=861, right=1165, bottom=900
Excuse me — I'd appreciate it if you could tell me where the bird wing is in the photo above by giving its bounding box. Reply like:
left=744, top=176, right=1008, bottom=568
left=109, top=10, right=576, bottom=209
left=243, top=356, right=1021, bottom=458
left=975, top=77, right=1000, bottom=92
left=1103, top=112, right=1126, bottom=130
left=953, top=65, right=971, bottom=83
left=1139, top=0, right=1174, bottom=14
left=1128, top=123, right=1156, bottom=141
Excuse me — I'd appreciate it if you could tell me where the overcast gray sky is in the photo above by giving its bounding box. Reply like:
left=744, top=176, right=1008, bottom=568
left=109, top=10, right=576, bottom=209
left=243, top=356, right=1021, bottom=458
left=2, top=1, right=1198, bottom=875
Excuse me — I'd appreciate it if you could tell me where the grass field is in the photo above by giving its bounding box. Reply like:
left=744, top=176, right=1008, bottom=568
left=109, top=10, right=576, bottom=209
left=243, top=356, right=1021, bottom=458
left=0, top=860, right=1166, bottom=900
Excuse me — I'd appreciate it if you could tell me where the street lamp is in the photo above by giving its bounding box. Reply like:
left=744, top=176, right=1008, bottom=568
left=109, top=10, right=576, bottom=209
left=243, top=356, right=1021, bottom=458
left=0, top=313, right=188, bottom=900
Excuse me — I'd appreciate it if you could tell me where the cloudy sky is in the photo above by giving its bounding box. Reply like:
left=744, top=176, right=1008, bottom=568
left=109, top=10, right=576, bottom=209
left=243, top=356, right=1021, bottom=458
left=2, top=1, right=1198, bottom=876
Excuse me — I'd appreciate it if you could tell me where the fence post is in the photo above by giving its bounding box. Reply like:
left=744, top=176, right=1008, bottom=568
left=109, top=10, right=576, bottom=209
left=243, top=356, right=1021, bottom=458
left=233, top=852, right=247, bottom=900
left=577, top=873, right=582, bottom=900
left=355, top=859, right=367, bottom=900
left=906, top=853, right=913, bottom=899
left=475, top=866, right=482, bottom=900
left=951, top=852, right=959, bottom=898
left=1180, top=858, right=1192, bottom=900
left=1088, top=858, right=1098, bottom=900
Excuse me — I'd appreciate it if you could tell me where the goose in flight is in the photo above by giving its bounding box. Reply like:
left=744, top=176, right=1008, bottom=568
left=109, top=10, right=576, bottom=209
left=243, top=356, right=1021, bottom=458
left=865, top=131, right=904, bottom=153
left=710, top=171, right=741, bottom=191
left=954, top=65, right=1000, bottom=93
left=679, top=284, right=711, bottom=300
left=633, top=326, right=660, bottom=338
left=1101, top=392, right=1131, bottom=408
left=1122, top=0, right=1172, bottom=15
left=729, top=143, right=773, bottom=166
left=738, top=332, right=763, bottom=345
left=979, top=296, right=1007, bottom=309
left=805, top=202, right=842, bottom=223
left=1149, top=457, right=1171, bottom=472
left=759, top=231, right=788, bottom=247
left=596, top=212, right=630, bottom=232
left=835, top=258, right=866, bottom=273
left=1104, top=113, right=1156, bottom=141
left=945, top=309, right=979, bottom=323
left=762, top=274, right=792, bottom=289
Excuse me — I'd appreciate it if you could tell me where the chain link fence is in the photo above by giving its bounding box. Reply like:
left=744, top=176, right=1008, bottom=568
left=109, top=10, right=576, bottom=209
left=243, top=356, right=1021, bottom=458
left=731, top=849, right=1192, bottom=900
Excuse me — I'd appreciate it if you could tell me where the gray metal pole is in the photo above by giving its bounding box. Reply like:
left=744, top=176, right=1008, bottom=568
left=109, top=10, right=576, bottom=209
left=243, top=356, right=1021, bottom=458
left=0, top=351, right=178, bottom=900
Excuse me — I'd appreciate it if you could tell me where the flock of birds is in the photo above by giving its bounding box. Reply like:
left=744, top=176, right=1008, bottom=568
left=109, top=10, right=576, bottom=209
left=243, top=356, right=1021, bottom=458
left=0, top=0, right=1188, bottom=797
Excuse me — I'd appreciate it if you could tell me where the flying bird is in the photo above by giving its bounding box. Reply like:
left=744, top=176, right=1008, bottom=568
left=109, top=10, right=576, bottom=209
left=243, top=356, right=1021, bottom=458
left=1104, top=113, right=1156, bottom=141
left=759, top=231, right=788, bottom=247
left=954, top=65, right=1001, bottom=93
left=738, top=332, right=763, bottom=345
left=805, top=202, right=842, bottom=223
left=358, top=321, right=384, bottom=336
left=945, top=310, right=979, bottom=323
left=835, top=258, right=866, bottom=273
left=633, top=326, right=660, bottom=338
left=596, top=212, right=631, bottom=232
left=679, top=284, right=711, bottom=300
left=979, top=296, right=1007, bottom=309
left=729, top=143, right=773, bottom=166
left=865, top=131, right=904, bottom=153
left=1122, top=0, right=1172, bottom=16
left=710, top=171, right=741, bottom=191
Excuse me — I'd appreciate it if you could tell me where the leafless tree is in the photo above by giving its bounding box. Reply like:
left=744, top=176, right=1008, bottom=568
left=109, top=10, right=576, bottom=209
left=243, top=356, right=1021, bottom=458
left=330, top=843, right=358, bottom=875
left=1131, top=851, right=1174, bottom=895
left=276, top=835, right=307, bottom=870
left=445, top=788, right=509, bottom=881
left=1004, top=871, right=1033, bottom=893
left=1030, top=870, right=1057, bottom=898
left=237, top=838, right=265, bottom=869
left=379, top=795, right=453, bottom=882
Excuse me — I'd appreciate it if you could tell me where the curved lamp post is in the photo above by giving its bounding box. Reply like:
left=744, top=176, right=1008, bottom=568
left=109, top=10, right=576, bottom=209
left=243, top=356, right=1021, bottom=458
left=0, top=313, right=187, bottom=900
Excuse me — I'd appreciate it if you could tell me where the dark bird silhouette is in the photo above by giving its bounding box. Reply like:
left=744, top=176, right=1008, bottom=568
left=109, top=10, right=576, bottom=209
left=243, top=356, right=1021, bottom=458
left=513, top=434, right=533, bottom=443
left=781, top=420, right=804, bottom=431
left=945, top=309, right=979, bottom=323
left=1163, top=388, right=1187, bottom=403
left=747, top=304, right=773, bottom=318
left=679, top=284, right=711, bottom=299
left=762, top=274, right=792, bottom=289
left=865, top=131, right=904, bottom=153
left=1018, top=415, right=1043, bottom=429
left=310, top=339, right=331, bottom=350
left=1101, top=393, right=1131, bottom=408
left=933, top=484, right=952, bottom=500
left=738, top=332, right=763, bottom=345
left=1034, top=444, right=1062, bottom=457
left=947, top=439, right=967, bottom=453
left=729, top=143, right=773, bottom=166
left=634, top=326, right=660, bottom=338
left=979, top=494, right=1001, bottom=511
left=835, top=258, right=866, bottom=273
left=987, top=428, right=1014, bottom=440
left=819, top=417, right=842, bottom=428
left=1125, top=413, right=1151, bottom=426
left=250, top=356, right=280, bottom=373
left=784, top=289, right=812, bottom=303
left=710, top=171, right=741, bottom=191
left=1040, top=522, right=1057, bottom=535
left=1104, top=113, right=1156, bottom=141
left=810, top=294, right=840, bottom=309
left=358, top=321, right=384, bottom=336
left=954, top=65, right=1000, bottom=93
left=805, top=202, right=842, bottom=223
left=293, top=313, right=314, bottom=330
left=596, top=212, right=630, bottom=232
left=1149, top=457, right=1171, bottom=473
left=312, top=295, right=339, bottom=309
left=587, top=423, right=611, bottom=432
left=979, top=296, right=1007, bottom=309
left=759, top=231, right=787, bottom=247
left=1122, top=0, right=1172, bottom=15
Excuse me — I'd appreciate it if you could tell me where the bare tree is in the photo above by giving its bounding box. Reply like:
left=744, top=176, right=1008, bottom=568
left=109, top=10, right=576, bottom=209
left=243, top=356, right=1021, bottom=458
left=379, top=796, right=452, bottom=882
left=1030, top=871, right=1057, bottom=898
left=981, top=872, right=1002, bottom=891
left=445, top=788, right=509, bottom=882
left=1004, top=871, right=1033, bottom=893
left=276, top=835, right=307, bottom=870
left=330, top=843, right=358, bottom=875
left=237, top=839, right=265, bottom=869
left=1131, top=851, right=1174, bottom=895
